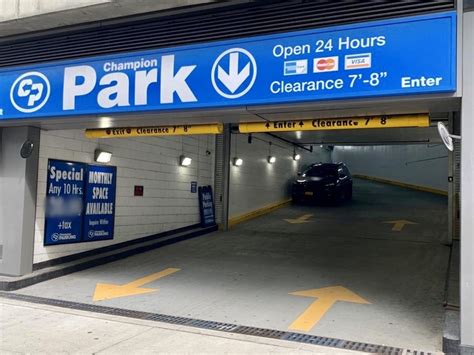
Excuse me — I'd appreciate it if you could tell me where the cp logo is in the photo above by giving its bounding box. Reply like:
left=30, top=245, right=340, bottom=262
left=10, top=71, right=51, bottom=113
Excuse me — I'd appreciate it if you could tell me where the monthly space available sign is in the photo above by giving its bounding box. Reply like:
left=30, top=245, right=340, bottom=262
left=44, top=159, right=116, bottom=245
left=83, top=165, right=117, bottom=242
left=0, top=12, right=456, bottom=120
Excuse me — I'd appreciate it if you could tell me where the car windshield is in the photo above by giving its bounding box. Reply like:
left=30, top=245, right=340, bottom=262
left=303, top=165, right=337, bottom=177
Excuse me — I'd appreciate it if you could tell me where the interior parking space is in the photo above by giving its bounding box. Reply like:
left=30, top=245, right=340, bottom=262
left=14, top=177, right=449, bottom=352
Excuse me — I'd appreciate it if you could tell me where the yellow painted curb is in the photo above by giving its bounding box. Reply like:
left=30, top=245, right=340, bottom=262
left=353, top=174, right=448, bottom=196
left=226, top=199, right=292, bottom=228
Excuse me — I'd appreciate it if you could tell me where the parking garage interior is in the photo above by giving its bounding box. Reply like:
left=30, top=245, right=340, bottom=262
left=0, top=111, right=460, bottom=353
left=1, top=1, right=471, bottom=353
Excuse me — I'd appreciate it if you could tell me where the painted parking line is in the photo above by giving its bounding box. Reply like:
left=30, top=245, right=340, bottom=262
left=93, top=268, right=180, bottom=302
left=288, top=286, right=370, bottom=332
left=383, top=219, right=418, bottom=231
left=283, top=214, right=313, bottom=224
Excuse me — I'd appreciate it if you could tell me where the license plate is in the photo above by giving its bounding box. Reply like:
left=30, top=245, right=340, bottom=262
left=304, top=191, right=314, bottom=196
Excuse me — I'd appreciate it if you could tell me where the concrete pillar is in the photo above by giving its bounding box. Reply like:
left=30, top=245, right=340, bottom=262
left=460, top=9, right=474, bottom=352
left=0, top=127, right=40, bottom=276
left=220, top=124, right=231, bottom=231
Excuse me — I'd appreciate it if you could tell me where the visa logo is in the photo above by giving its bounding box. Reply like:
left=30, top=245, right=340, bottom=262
left=345, top=53, right=372, bottom=70
left=284, top=60, right=308, bottom=76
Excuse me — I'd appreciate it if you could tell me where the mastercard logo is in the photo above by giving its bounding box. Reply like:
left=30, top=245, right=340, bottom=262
left=316, top=58, right=336, bottom=70
left=313, top=56, right=339, bottom=73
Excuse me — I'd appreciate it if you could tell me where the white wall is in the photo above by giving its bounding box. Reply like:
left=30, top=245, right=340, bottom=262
left=332, top=144, right=448, bottom=192
left=34, top=129, right=214, bottom=263
left=229, top=134, right=331, bottom=218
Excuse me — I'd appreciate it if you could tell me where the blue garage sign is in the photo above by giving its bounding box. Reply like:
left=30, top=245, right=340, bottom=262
left=44, top=159, right=117, bottom=245
left=0, top=12, right=456, bottom=120
left=198, top=186, right=216, bottom=227
left=83, top=165, right=117, bottom=242
left=44, top=159, right=86, bottom=245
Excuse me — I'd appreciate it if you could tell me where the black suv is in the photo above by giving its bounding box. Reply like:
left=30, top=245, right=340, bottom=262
left=292, top=162, right=353, bottom=203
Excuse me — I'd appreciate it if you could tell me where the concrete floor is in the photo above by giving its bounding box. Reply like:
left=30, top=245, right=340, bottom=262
left=14, top=179, right=450, bottom=352
left=1, top=299, right=361, bottom=354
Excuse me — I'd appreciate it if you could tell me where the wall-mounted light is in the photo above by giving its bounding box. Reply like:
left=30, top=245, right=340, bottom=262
left=293, top=147, right=301, bottom=161
left=94, top=149, right=112, bottom=163
left=179, top=155, right=192, bottom=167
left=267, top=141, right=276, bottom=164
left=233, top=157, right=243, bottom=166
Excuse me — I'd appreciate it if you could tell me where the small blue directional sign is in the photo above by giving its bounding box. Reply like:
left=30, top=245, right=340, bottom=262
left=0, top=12, right=456, bottom=120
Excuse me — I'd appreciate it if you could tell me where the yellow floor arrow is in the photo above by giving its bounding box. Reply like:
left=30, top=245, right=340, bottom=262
left=288, top=286, right=370, bottom=332
left=284, top=214, right=313, bottom=224
left=93, top=268, right=180, bottom=302
left=383, top=219, right=417, bottom=231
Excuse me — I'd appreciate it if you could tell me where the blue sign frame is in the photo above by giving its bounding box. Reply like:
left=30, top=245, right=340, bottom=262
left=83, top=164, right=117, bottom=242
left=44, top=159, right=117, bottom=246
left=0, top=11, right=456, bottom=121
left=44, top=159, right=86, bottom=245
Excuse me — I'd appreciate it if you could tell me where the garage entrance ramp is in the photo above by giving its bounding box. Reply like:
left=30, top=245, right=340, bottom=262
left=6, top=179, right=449, bottom=352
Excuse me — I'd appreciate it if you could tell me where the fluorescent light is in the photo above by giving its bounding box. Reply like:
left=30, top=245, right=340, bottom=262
left=180, top=155, right=192, bottom=167
left=267, top=156, right=276, bottom=164
left=233, top=157, right=243, bottom=166
left=94, top=149, right=112, bottom=163
left=293, top=153, right=301, bottom=161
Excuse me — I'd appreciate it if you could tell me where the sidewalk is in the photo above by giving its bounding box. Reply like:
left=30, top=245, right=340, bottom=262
left=0, top=298, right=361, bottom=354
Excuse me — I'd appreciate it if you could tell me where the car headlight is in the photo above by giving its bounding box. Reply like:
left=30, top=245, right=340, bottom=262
left=296, top=179, right=307, bottom=183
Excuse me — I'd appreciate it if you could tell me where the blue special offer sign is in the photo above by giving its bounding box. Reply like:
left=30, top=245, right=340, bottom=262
left=44, top=159, right=117, bottom=245
left=0, top=12, right=456, bottom=120
left=44, top=160, right=86, bottom=245
left=83, top=165, right=116, bottom=241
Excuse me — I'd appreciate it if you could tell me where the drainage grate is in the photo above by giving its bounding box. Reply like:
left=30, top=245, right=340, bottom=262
left=233, top=325, right=286, bottom=339
left=283, top=332, right=343, bottom=347
left=0, top=292, right=434, bottom=354
left=341, top=341, right=403, bottom=354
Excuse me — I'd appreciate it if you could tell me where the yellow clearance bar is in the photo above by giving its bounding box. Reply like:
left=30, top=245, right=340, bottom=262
left=85, top=123, right=223, bottom=139
left=238, top=114, right=430, bottom=133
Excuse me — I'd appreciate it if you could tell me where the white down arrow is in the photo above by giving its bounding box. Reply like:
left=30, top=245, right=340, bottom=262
left=217, top=52, right=250, bottom=93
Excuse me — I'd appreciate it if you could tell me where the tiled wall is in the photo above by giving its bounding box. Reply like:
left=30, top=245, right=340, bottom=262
left=332, top=144, right=448, bottom=192
left=34, top=129, right=215, bottom=263
left=229, top=133, right=332, bottom=217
